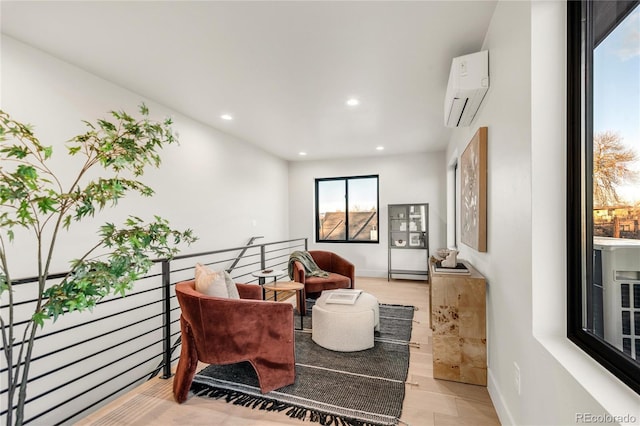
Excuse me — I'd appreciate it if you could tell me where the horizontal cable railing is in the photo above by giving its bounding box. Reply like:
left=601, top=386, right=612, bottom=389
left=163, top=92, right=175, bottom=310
left=0, top=237, right=307, bottom=425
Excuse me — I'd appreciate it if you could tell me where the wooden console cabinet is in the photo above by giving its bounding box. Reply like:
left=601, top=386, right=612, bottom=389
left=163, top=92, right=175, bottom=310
left=429, top=260, right=487, bottom=386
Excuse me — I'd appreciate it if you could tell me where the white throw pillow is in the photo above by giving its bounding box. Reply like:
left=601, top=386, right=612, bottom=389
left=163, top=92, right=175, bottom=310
left=194, top=263, right=228, bottom=298
left=224, top=271, right=240, bottom=299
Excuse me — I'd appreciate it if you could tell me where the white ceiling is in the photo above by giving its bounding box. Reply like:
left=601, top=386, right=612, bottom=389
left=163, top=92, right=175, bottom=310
left=1, top=1, right=497, bottom=161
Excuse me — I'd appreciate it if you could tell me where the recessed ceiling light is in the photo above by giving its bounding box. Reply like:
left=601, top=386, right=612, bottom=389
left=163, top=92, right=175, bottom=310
left=299, top=152, right=307, bottom=156
left=346, top=98, right=360, bottom=107
left=221, top=114, right=233, bottom=120
left=376, top=146, right=385, bottom=151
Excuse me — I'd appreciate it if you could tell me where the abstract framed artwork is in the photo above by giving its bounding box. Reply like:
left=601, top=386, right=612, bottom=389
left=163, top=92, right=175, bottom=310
left=460, top=126, right=487, bottom=252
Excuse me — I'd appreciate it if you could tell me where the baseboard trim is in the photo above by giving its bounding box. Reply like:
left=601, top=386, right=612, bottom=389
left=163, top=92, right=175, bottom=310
left=487, top=368, right=515, bottom=425
left=356, top=270, right=387, bottom=278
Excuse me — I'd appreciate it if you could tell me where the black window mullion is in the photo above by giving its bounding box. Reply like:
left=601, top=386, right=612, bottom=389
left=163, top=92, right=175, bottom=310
left=584, top=0, right=595, bottom=341
left=315, top=179, right=320, bottom=242
left=344, top=179, right=350, bottom=241
left=567, top=0, right=586, bottom=337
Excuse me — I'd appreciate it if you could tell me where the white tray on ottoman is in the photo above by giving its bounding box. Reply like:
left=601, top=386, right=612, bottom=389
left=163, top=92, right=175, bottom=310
left=312, top=290, right=380, bottom=352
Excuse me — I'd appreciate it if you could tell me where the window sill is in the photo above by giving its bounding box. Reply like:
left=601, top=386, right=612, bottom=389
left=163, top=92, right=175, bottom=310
left=534, top=332, right=640, bottom=422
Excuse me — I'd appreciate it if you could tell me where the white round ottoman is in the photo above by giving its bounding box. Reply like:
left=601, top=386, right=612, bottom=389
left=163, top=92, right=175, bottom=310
left=312, top=290, right=380, bottom=352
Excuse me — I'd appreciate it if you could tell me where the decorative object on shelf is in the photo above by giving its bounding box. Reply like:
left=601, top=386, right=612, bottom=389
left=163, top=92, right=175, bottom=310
left=395, top=239, right=407, bottom=247
left=461, top=126, right=488, bottom=252
left=435, top=248, right=455, bottom=259
left=441, top=249, right=458, bottom=267
left=409, top=233, right=422, bottom=247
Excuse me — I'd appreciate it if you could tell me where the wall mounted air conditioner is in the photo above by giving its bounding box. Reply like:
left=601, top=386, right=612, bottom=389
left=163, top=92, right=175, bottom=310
left=444, top=50, right=489, bottom=127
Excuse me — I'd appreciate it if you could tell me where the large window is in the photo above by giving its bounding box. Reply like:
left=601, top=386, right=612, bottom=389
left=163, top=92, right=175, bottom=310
left=567, top=0, right=640, bottom=394
left=315, top=175, right=379, bottom=243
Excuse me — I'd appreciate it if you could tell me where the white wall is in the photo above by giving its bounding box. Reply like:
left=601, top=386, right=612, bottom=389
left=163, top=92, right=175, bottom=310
left=445, top=1, right=534, bottom=422
left=529, top=1, right=640, bottom=425
left=447, top=1, right=640, bottom=425
left=288, top=152, right=446, bottom=278
left=1, top=35, right=290, bottom=277
left=1, top=35, right=291, bottom=424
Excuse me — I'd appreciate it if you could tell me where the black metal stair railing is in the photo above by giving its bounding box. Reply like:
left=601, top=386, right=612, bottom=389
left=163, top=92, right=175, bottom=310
left=0, top=237, right=307, bottom=426
left=227, top=236, right=264, bottom=273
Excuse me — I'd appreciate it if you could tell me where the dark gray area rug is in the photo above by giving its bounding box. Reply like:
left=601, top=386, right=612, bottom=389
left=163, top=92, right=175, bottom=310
left=190, top=303, right=415, bottom=426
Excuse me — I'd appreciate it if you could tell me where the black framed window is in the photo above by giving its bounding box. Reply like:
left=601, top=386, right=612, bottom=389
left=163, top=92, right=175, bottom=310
left=315, top=175, right=379, bottom=243
left=567, top=0, right=640, bottom=394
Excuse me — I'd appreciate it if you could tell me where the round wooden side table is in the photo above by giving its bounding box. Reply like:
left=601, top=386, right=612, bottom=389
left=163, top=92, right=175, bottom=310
left=263, top=281, right=305, bottom=330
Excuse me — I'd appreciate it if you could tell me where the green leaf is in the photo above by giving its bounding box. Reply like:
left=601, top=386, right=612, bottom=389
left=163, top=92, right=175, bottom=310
left=36, top=196, right=57, bottom=214
left=16, top=164, right=38, bottom=180
left=43, top=145, right=53, bottom=159
left=17, top=200, right=32, bottom=222
left=1, top=145, right=29, bottom=159
left=68, top=145, right=82, bottom=155
left=0, top=274, right=8, bottom=294
left=97, top=119, right=117, bottom=132
left=32, top=311, right=47, bottom=328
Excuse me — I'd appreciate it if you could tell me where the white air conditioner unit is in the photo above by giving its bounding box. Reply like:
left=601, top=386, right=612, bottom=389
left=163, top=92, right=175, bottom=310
left=444, top=50, right=489, bottom=127
left=593, top=237, right=640, bottom=361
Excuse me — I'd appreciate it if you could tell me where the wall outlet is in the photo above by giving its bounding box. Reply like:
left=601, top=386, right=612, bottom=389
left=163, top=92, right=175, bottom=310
left=514, top=362, right=521, bottom=395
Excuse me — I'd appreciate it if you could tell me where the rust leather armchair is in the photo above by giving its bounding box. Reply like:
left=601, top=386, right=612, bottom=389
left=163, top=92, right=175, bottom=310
left=291, top=250, right=355, bottom=313
left=173, top=280, right=295, bottom=403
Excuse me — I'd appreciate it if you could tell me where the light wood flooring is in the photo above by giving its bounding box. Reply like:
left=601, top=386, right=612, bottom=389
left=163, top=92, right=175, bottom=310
left=76, top=277, right=501, bottom=426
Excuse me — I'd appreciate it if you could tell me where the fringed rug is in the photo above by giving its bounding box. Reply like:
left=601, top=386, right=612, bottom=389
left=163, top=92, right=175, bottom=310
left=190, top=303, right=415, bottom=426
